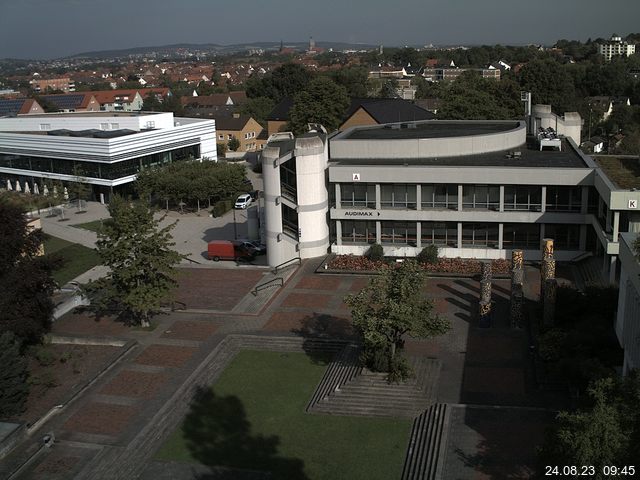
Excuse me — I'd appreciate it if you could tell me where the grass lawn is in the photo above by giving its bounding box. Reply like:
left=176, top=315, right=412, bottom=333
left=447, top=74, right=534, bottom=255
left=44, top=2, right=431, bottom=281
left=155, top=350, right=412, bottom=480
left=43, top=235, right=100, bottom=285
left=72, top=219, right=106, bottom=233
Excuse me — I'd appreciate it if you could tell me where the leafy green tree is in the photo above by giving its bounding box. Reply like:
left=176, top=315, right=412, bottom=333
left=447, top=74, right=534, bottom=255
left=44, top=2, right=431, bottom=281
left=0, top=200, right=59, bottom=344
left=288, top=77, right=350, bottom=134
left=84, top=196, right=182, bottom=327
left=328, top=66, right=369, bottom=97
left=539, top=373, right=640, bottom=474
left=238, top=96, right=275, bottom=128
left=246, top=63, right=312, bottom=102
left=68, top=165, right=91, bottom=211
left=378, top=78, right=399, bottom=98
left=518, top=58, right=577, bottom=112
left=344, top=260, right=450, bottom=380
left=0, top=332, right=29, bottom=418
left=227, top=137, right=241, bottom=152
left=391, top=47, right=422, bottom=67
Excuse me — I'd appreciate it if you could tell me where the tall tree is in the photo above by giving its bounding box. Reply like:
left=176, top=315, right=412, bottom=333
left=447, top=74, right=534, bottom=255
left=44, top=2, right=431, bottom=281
left=0, top=332, right=29, bottom=418
left=84, top=197, right=182, bottom=327
left=518, top=58, right=577, bottom=113
left=246, top=63, right=312, bottom=102
left=328, top=66, right=369, bottom=98
left=0, top=200, right=58, bottom=344
left=238, top=96, right=275, bottom=128
left=288, top=77, right=349, bottom=134
left=344, top=260, right=450, bottom=380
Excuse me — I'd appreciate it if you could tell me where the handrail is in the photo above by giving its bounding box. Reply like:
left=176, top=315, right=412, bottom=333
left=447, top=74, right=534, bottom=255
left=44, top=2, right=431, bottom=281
left=252, top=277, right=283, bottom=296
left=273, top=257, right=301, bottom=274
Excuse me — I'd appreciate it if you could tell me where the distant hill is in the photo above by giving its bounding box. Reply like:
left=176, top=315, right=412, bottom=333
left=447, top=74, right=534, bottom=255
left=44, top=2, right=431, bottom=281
left=66, top=41, right=380, bottom=59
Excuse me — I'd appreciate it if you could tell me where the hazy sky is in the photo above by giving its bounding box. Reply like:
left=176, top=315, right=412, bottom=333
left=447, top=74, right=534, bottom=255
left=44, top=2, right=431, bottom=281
left=1, top=0, right=639, bottom=59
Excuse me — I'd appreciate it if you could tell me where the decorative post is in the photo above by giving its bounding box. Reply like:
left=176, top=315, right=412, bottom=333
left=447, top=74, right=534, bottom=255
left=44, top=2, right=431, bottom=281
left=478, top=261, right=493, bottom=327
left=510, top=249, right=525, bottom=329
left=540, top=238, right=557, bottom=327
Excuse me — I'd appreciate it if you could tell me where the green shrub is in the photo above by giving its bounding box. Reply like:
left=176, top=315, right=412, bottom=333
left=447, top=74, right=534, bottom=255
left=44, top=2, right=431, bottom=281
left=416, top=245, right=439, bottom=264
left=32, top=345, right=56, bottom=366
left=0, top=332, right=29, bottom=417
left=211, top=199, right=234, bottom=218
left=366, top=243, right=384, bottom=262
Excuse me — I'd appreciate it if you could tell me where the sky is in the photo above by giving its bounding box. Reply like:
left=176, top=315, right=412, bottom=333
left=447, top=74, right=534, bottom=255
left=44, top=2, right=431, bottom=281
left=1, top=0, right=639, bottom=59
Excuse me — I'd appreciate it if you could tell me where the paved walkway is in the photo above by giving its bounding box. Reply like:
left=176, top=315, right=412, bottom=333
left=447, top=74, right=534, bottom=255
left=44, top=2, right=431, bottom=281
left=5, top=258, right=556, bottom=480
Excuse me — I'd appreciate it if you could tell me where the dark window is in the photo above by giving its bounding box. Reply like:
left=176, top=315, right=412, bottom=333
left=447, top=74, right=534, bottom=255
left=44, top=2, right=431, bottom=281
left=462, top=185, right=499, bottom=210
left=421, top=184, right=458, bottom=209
left=545, top=224, right=580, bottom=250
left=503, top=223, right=540, bottom=249
left=421, top=221, right=457, bottom=247
left=341, top=183, right=376, bottom=208
left=462, top=223, right=499, bottom=248
left=504, top=186, right=542, bottom=211
left=380, top=184, right=416, bottom=209
left=546, top=186, right=582, bottom=212
left=380, top=221, right=417, bottom=245
left=282, top=204, right=298, bottom=239
left=341, top=220, right=376, bottom=244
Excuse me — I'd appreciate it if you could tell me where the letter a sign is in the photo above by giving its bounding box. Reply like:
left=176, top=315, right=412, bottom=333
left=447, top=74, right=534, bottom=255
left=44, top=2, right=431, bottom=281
left=352, top=173, right=361, bottom=182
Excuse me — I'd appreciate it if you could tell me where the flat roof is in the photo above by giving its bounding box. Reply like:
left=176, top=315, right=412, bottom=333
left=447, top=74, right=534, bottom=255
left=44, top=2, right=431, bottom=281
left=331, top=138, right=588, bottom=168
left=15, top=111, right=163, bottom=118
left=343, top=121, right=520, bottom=140
left=594, top=156, right=640, bottom=189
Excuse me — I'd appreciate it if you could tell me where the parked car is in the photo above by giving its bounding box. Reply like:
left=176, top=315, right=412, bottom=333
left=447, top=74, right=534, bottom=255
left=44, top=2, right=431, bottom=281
left=207, top=240, right=255, bottom=262
left=239, top=239, right=267, bottom=255
left=234, top=193, right=252, bottom=209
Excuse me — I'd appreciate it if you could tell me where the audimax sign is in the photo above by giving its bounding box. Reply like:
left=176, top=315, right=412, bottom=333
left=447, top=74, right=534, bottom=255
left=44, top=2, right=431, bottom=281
left=344, top=211, right=381, bottom=217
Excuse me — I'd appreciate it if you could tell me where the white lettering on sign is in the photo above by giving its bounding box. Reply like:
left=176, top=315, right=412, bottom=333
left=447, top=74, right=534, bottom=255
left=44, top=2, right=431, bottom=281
left=629, top=199, right=638, bottom=209
left=352, top=173, right=361, bottom=181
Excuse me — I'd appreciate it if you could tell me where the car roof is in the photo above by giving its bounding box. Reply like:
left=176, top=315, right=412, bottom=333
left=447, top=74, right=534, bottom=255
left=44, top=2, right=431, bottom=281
left=237, top=193, right=251, bottom=199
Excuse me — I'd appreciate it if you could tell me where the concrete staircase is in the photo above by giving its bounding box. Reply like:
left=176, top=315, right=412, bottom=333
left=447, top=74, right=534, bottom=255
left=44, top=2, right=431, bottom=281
left=401, top=403, right=450, bottom=480
left=573, top=256, right=606, bottom=291
left=309, top=355, right=441, bottom=418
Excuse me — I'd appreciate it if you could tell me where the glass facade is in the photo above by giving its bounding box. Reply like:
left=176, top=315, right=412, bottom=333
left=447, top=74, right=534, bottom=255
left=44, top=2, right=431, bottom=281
left=462, top=223, right=499, bottom=248
left=545, top=224, right=580, bottom=249
left=279, top=160, right=297, bottom=202
left=503, top=223, right=540, bottom=249
left=504, top=185, right=542, bottom=211
left=546, top=186, right=582, bottom=212
left=381, top=221, right=417, bottom=245
left=0, top=145, right=199, bottom=181
left=341, top=220, right=376, bottom=244
left=421, top=184, right=458, bottom=209
left=380, top=184, right=417, bottom=209
left=341, top=183, right=376, bottom=208
left=462, top=185, right=500, bottom=210
left=282, top=204, right=298, bottom=239
left=421, top=222, right=457, bottom=247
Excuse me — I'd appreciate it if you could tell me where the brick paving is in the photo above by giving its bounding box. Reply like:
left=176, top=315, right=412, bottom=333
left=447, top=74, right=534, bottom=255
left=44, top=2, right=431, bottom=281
left=6, top=258, right=555, bottom=480
left=134, top=344, right=198, bottom=368
left=100, top=370, right=169, bottom=398
left=63, top=403, right=138, bottom=436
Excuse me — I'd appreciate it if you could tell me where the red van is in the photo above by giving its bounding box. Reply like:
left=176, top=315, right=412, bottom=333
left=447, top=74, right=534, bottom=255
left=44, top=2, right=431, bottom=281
left=207, top=240, right=255, bottom=262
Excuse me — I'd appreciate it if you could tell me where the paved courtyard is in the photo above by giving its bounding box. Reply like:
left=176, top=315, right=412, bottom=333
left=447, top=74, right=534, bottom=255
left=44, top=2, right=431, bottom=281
left=3, top=259, right=554, bottom=480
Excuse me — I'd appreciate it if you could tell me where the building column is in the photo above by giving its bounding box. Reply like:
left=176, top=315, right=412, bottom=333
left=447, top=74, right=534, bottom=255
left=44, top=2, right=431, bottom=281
left=335, top=184, right=341, bottom=209
left=606, top=207, right=612, bottom=233
left=540, top=223, right=545, bottom=246
left=375, top=184, right=381, bottom=210
left=541, top=186, right=547, bottom=213
left=416, top=184, right=421, bottom=211
left=498, top=223, right=504, bottom=250
left=457, top=222, right=463, bottom=249
left=613, top=211, right=620, bottom=242
left=579, top=224, right=587, bottom=251
left=376, top=220, right=381, bottom=244
left=458, top=185, right=463, bottom=211
left=416, top=221, right=421, bottom=249
left=336, top=220, right=342, bottom=246
left=609, top=255, right=617, bottom=284
left=581, top=186, right=589, bottom=214
left=499, top=186, right=505, bottom=212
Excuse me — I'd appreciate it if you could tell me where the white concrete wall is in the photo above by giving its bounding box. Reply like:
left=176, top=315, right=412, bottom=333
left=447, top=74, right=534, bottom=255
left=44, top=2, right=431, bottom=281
left=7, top=112, right=174, bottom=131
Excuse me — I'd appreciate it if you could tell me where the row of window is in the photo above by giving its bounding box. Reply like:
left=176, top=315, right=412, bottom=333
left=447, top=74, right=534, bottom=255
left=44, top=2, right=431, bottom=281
left=0, top=145, right=199, bottom=180
left=339, top=184, right=589, bottom=212
left=339, top=221, right=580, bottom=250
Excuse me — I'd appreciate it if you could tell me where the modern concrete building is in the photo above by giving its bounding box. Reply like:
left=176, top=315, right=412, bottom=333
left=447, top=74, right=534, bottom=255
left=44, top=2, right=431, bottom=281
left=0, top=111, right=216, bottom=201
left=598, top=34, right=636, bottom=62
left=261, top=107, right=640, bottom=284
left=615, top=233, right=640, bottom=375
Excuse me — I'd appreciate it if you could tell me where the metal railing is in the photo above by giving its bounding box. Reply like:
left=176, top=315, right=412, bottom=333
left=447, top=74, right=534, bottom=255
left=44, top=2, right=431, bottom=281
left=273, top=257, right=301, bottom=274
left=252, top=277, right=283, bottom=296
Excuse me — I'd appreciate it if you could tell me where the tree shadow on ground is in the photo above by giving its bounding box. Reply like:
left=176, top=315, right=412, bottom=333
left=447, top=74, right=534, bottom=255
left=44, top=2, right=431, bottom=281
left=184, top=387, right=309, bottom=480
left=290, top=312, right=359, bottom=365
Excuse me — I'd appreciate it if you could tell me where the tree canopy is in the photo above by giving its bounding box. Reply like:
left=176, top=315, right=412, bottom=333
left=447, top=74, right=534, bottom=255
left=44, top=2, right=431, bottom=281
left=246, top=63, right=312, bottom=103
left=0, top=332, right=29, bottom=418
left=344, top=260, right=450, bottom=380
left=0, top=200, right=59, bottom=344
left=288, top=77, right=350, bottom=134
left=84, top=196, right=182, bottom=327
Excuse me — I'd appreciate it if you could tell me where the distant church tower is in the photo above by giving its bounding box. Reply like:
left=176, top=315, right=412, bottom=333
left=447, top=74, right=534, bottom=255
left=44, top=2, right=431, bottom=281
left=309, top=36, right=316, bottom=51
left=279, top=40, right=284, bottom=53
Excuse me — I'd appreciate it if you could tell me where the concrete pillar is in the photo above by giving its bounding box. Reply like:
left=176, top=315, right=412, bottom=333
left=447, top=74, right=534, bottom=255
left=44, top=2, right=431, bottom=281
left=499, top=185, right=505, bottom=213
left=579, top=224, right=587, bottom=251
left=606, top=207, right=612, bottom=232
left=498, top=223, right=504, bottom=250
left=457, top=222, right=463, bottom=249
left=458, top=185, right=463, bottom=211
left=416, top=221, right=422, bottom=249
left=375, top=184, right=381, bottom=210
left=376, top=220, right=381, bottom=244
left=541, top=186, right=547, bottom=213
left=581, top=186, right=589, bottom=214
left=336, top=220, right=342, bottom=246
left=610, top=255, right=617, bottom=284
left=416, top=184, right=422, bottom=211
left=613, top=211, right=620, bottom=242
left=335, top=183, right=341, bottom=209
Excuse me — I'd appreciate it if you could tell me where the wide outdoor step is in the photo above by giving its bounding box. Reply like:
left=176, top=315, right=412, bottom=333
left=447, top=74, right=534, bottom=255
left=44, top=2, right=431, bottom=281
left=312, top=404, right=420, bottom=418
left=401, top=404, right=450, bottom=480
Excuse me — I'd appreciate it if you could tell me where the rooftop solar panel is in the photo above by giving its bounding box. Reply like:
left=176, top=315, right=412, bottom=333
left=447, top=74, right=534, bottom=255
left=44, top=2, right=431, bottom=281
left=0, top=99, right=26, bottom=116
